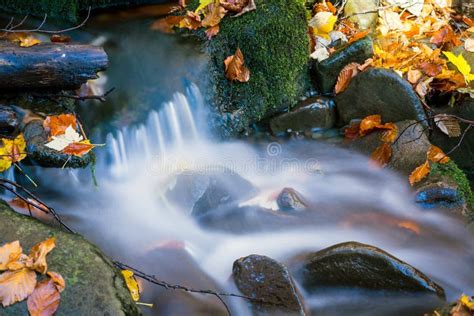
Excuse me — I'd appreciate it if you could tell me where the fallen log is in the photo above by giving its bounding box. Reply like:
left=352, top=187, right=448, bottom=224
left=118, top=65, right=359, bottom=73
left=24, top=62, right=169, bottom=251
left=0, top=42, right=108, bottom=90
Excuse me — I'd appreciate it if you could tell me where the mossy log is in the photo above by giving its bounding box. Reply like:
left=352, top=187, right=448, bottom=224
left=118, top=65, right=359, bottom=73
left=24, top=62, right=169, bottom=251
left=0, top=42, right=108, bottom=90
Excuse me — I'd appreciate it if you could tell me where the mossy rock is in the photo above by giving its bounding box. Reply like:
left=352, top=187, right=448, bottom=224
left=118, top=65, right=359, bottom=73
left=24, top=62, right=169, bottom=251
left=0, top=201, right=139, bottom=315
left=203, top=0, right=310, bottom=135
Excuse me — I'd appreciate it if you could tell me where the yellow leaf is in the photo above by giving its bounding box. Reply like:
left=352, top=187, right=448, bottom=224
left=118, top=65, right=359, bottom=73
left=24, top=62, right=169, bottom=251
left=29, top=237, right=56, bottom=275
left=460, top=294, right=474, bottom=310
left=0, top=134, right=28, bottom=172
left=0, top=268, right=37, bottom=307
left=122, top=270, right=140, bottom=301
left=19, top=36, right=40, bottom=48
left=427, top=145, right=450, bottom=164
left=310, top=12, right=337, bottom=36
left=443, top=51, right=474, bottom=82
left=195, top=0, right=214, bottom=13
left=0, top=241, right=22, bottom=271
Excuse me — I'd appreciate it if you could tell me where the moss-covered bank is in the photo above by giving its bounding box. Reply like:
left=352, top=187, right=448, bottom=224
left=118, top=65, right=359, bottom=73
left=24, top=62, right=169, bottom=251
left=203, top=0, right=310, bottom=135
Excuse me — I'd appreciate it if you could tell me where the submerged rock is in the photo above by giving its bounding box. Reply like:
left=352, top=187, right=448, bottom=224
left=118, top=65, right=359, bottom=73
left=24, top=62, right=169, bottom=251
left=289, top=242, right=445, bottom=298
left=269, top=97, right=336, bottom=134
left=276, top=188, right=308, bottom=212
left=0, top=201, right=139, bottom=315
left=344, top=0, right=380, bottom=30
left=232, top=254, right=306, bottom=316
left=0, top=105, right=20, bottom=138
left=312, top=37, right=373, bottom=94
left=335, top=68, right=426, bottom=125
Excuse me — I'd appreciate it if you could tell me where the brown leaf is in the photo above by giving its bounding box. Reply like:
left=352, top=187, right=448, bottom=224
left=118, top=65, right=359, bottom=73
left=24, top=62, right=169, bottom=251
left=409, top=160, right=430, bottom=186
left=427, top=145, right=450, bottom=164
left=419, top=62, right=442, bottom=77
left=220, top=0, right=247, bottom=12
left=430, top=25, right=461, bottom=48
left=224, top=48, right=250, bottom=82
left=29, top=238, right=56, bottom=275
left=202, top=3, right=227, bottom=27
left=233, top=0, right=256, bottom=17
left=50, top=34, right=71, bottom=43
left=407, top=69, right=422, bottom=84
left=348, top=30, right=369, bottom=44
left=370, top=142, right=392, bottom=168
left=359, top=115, right=382, bottom=136
left=205, top=25, right=220, bottom=39
left=47, top=272, right=65, bottom=293
left=335, top=63, right=359, bottom=94
left=62, top=141, right=95, bottom=157
left=43, top=114, right=77, bottom=137
left=379, top=123, right=398, bottom=143
left=27, top=278, right=60, bottom=316
left=344, top=121, right=360, bottom=139
left=434, top=114, right=461, bottom=137
left=178, top=12, right=202, bottom=30
left=0, top=241, right=22, bottom=271
left=0, top=268, right=37, bottom=307
left=150, top=16, right=184, bottom=33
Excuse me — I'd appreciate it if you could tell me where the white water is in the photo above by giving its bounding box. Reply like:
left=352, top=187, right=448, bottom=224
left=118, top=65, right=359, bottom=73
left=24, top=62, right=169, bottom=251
left=31, top=84, right=474, bottom=315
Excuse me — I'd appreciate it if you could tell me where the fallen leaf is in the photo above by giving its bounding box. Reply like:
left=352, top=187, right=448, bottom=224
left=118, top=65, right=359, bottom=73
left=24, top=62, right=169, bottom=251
left=335, top=63, right=360, bottom=94
left=202, top=3, right=226, bottom=27
left=178, top=12, right=202, bottom=30
left=434, top=114, right=461, bottom=137
left=465, top=38, right=474, bottom=52
left=0, top=241, right=22, bottom=271
left=380, top=123, right=398, bottom=143
left=46, top=272, right=65, bottom=293
left=19, top=36, right=41, bottom=48
left=150, top=16, right=184, bottom=33
left=409, top=160, right=430, bottom=186
left=44, top=114, right=77, bottom=137
left=205, top=25, right=220, bottom=39
left=195, top=0, right=213, bottom=13
left=419, top=62, right=442, bottom=77
left=344, top=122, right=361, bottom=139
left=349, top=30, right=369, bottom=43
left=370, top=142, right=392, bottom=168
left=443, top=51, right=474, bottom=82
left=29, top=238, right=55, bottom=275
left=45, top=126, right=83, bottom=152
left=233, top=0, right=256, bottom=17
left=309, top=11, right=337, bottom=38
left=387, top=0, right=424, bottom=16
left=50, top=34, right=71, bottom=43
left=122, top=270, right=140, bottom=302
left=224, top=48, right=250, bottom=82
left=407, top=69, right=423, bottom=84
left=359, top=115, right=382, bottom=136
left=427, top=145, right=450, bottom=164
left=0, top=134, right=27, bottom=172
left=27, top=278, right=60, bottom=316
left=62, top=140, right=95, bottom=157
left=460, top=295, right=474, bottom=310
left=0, top=268, right=37, bottom=307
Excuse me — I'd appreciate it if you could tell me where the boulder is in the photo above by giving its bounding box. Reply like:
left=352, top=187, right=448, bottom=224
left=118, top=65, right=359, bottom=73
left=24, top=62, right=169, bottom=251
left=344, top=0, right=380, bottom=30
left=346, top=120, right=431, bottom=175
left=335, top=68, right=426, bottom=125
left=0, top=105, right=20, bottom=138
left=289, top=242, right=445, bottom=298
left=269, top=97, right=336, bottom=134
left=204, top=0, right=310, bottom=135
left=312, top=37, right=373, bottom=94
left=0, top=201, right=139, bottom=315
left=232, top=254, right=306, bottom=316
left=276, top=188, right=308, bottom=212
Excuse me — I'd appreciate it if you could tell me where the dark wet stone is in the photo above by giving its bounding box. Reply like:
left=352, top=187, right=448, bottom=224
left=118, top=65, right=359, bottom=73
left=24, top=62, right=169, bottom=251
left=312, top=37, right=373, bottom=94
left=276, top=188, right=308, bottom=212
left=232, top=254, right=306, bottom=316
left=0, top=201, right=139, bottom=316
left=289, top=242, right=445, bottom=299
left=0, top=105, right=19, bottom=138
left=335, top=68, right=426, bottom=125
left=270, top=97, right=336, bottom=134
left=346, top=120, right=431, bottom=175
left=23, top=120, right=93, bottom=168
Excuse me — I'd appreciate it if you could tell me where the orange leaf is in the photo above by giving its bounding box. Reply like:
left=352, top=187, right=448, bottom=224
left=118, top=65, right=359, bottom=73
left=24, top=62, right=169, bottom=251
left=379, top=123, right=398, bottom=143
left=62, top=140, right=95, bottom=157
left=427, top=145, right=450, bottom=164
left=205, top=25, right=220, bottom=39
left=0, top=268, right=37, bottom=307
left=50, top=34, right=71, bottom=43
left=335, top=63, right=359, bottom=94
left=224, top=48, right=250, bottom=83
left=344, top=122, right=360, bottom=139
left=409, top=160, right=430, bottom=186
left=349, top=30, right=369, bottom=44
left=29, top=238, right=55, bottom=275
left=359, top=115, right=382, bottom=136
left=27, top=278, right=60, bottom=316
left=370, top=142, right=392, bottom=168
left=43, top=114, right=77, bottom=137
left=178, top=12, right=202, bottom=30
left=202, top=3, right=226, bottom=27
left=0, top=241, right=22, bottom=271
left=47, top=272, right=65, bottom=293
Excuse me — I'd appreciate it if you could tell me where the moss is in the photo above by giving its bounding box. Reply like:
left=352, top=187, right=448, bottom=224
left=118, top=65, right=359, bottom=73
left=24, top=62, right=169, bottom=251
left=202, top=0, right=310, bottom=135
left=431, top=161, right=474, bottom=216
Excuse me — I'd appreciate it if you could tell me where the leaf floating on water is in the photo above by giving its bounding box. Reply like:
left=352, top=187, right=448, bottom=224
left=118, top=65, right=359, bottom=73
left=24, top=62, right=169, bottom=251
left=122, top=270, right=140, bottom=302
left=370, top=142, right=392, bottom=168
left=224, top=48, right=250, bottom=82
left=359, top=115, right=382, bottom=136
left=0, top=268, right=37, bottom=307
left=62, top=140, right=95, bottom=157
left=0, top=241, right=22, bottom=271
left=27, top=278, right=60, bottom=316
left=29, top=238, right=56, bottom=275
left=409, top=160, right=430, bottom=186
left=427, top=145, right=450, bottom=164
left=434, top=114, right=461, bottom=137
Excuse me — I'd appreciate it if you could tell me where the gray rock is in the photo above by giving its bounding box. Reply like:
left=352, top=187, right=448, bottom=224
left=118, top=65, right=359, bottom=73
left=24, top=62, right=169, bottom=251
left=276, top=188, right=308, bottom=212
left=289, top=242, right=445, bottom=298
left=335, top=68, right=426, bottom=125
left=344, top=0, right=380, bottom=30
left=312, top=37, right=373, bottom=94
left=0, top=105, right=19, bottom=138
left=270, top=97, right=336, bottom=134
left=0, top=201, right=139, bottom=316
left=232, top=254, right=306, bottom=316
left=346, top=120, right=431, bottom=175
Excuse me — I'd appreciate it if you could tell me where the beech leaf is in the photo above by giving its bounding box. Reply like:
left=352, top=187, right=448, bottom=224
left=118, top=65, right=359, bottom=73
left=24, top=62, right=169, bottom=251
left=0, top=241, right=22, bottom=271
left=0, top=269, right=37, bottom=307
left=359, top=115, right=382, bottom=136
left=122, top=270, right=140, bottom=302
left=27, top=278, right=61, bottom=316
left=224, top=48, right=250, bottom=82
left=62, top=140, right=95, bottom=157
left=409, top=160, right=430, bottom=186
left=47, top=272, right=65, bottom=293
left=29, top=238, right=56, bottom=275
left=434, top=114, right=461, bottom=137
left=335, top=63, right=360, bottom=94
left=370, top=142, right=392, bottom=168
left=427, top=145, right=450, bottom=164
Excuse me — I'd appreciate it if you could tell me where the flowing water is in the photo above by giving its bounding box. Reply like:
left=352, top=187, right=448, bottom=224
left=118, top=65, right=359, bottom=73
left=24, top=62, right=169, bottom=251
left=9, top=18, right=474, bottom=315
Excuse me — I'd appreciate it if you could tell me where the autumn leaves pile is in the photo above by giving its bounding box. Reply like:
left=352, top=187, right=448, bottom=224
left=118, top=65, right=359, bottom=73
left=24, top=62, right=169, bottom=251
left=0, top=238, right=65, bottom=315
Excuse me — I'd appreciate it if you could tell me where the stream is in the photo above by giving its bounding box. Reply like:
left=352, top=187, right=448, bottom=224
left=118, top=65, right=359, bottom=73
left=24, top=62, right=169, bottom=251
left=10, top=17, right=474, bottom=316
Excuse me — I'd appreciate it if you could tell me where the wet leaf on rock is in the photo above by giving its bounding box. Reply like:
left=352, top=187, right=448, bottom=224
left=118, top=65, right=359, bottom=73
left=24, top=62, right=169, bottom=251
left=0, top=269, right=37, bottom=307
left=427, top=145, right=450, bottom=164
left=224, top=48, right=250, bottom=82
left=359, top=115, right=382, bottom=136
left=27, top=278, right=60, bottom=316
left=62, top=140, right=95, bottom=157
left=0, top=242, right=22, bottom=271
left=44, top=114, right=77, bottom=137
left=29, top=238, right=56, bottom=275
left=434, top=114, right=461, bottom=137
left=409, top=160, right=430, bottom=186
left=370, top=142, right=392, bottom=168
left=122, top=270, right=140, bottom=302
left=335, top=62, right=360, bottom=94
